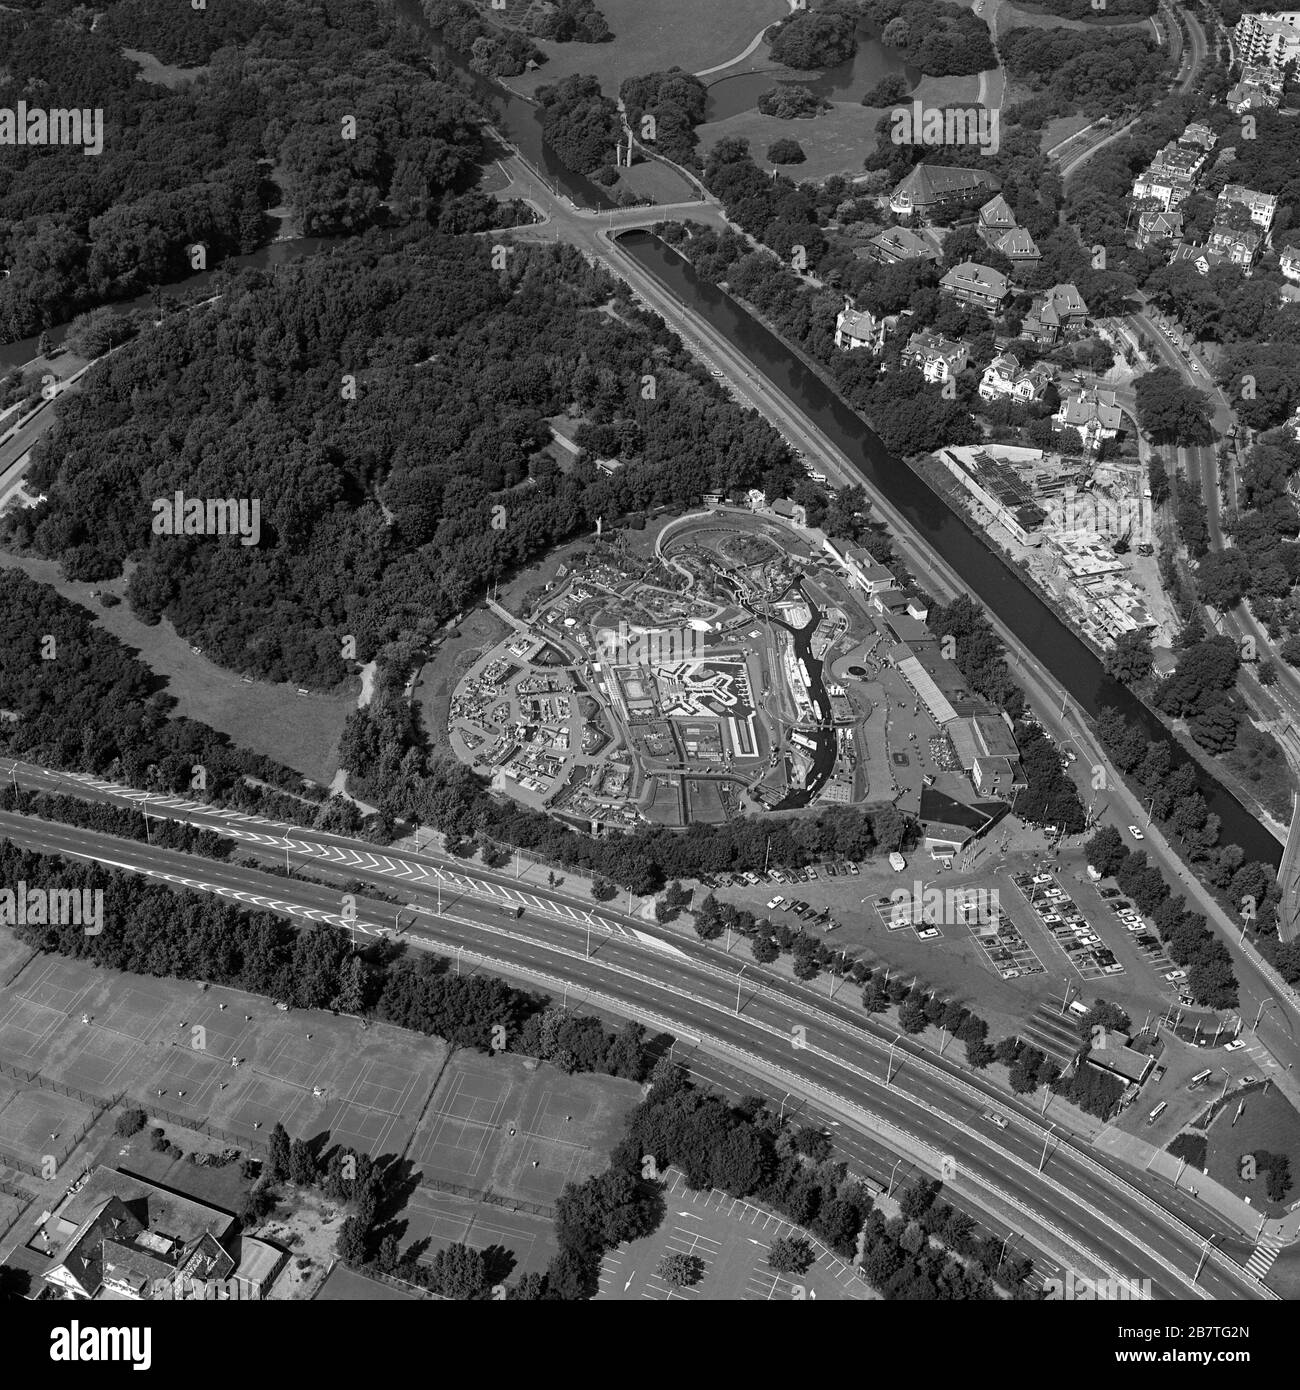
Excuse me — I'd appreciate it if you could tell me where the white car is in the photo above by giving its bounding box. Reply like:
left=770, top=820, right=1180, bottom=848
left=1164, top=969, right=1187, bottom=981
left=916, top=926, right=940, bottom=940
left=767, top=896, right=783, bottom=911
left=1127, top=825, right=1144, bottom=840
left=1225, top=1039, right=1245, bottom=1051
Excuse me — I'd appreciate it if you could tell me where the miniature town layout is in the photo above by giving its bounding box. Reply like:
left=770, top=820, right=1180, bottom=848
left=450, top=506, right=1016, bottom=847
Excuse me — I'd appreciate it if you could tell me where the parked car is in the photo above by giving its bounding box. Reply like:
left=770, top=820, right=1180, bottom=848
left=766, top=896, right=783, bottom=911
left=916, top=927, right=940, bottom=940
left=847, top=862, right=860, bottom=876
left=1225, top=1040, right=1245, bottom=1051
left=1127, top=825, right=1144, bottom=840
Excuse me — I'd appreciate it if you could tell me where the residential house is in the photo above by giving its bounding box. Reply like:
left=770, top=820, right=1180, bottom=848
left=938, top=261, right=1010, bottom=315
left=1232, top=10, right=1300, bottom=69
left=976, top=194, right=1040, bottom=272
left=1131, top=143, right=1205, bottom=212
left=834, top=301, right=885, bottom=353
left=861, top=225, right=943, bottom=265
left=1280, top=245, right=1300, bottom=280
left=1217, top=184, right=1278, bottom=233
left=901, top=328, right=971, bottom=383
left=1227, top=74, right=1281, bottom=113
left=1134, top=208, right=1184, bottom=248
left=1021, top=282, right=1089, bottom=344
left=40, top=1168, right=239, bottom=1301
left=1053, top=386, right=1122, bottom=452
left=978, top=352, right=1051, bottom=403
left=824, top=538, right=897, bottom=594
left=889, top=163, right=998, bottom=220
left=977, top=193, right=1017, bottom=236
left=1169, top=242, right=1231, bottom=275
left=1207, top=220, right=1263, bottom=271
left=1179, top=122, right=1218, bottom=152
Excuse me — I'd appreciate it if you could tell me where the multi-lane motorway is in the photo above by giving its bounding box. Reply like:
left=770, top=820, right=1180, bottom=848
left=0, top=767, right=1280, bottom=1299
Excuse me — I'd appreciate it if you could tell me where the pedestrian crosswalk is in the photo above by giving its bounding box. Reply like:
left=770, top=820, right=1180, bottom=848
left=1243, top=1230, right=1285, bottom=1281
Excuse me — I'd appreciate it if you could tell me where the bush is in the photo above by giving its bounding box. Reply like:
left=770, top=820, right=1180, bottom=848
left=767, top=138, right=806, bottom=164
left=114, top=1107, right=147, bottom=1138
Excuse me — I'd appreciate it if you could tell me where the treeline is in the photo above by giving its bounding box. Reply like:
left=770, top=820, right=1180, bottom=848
left=343, top=716, right=915, bottom=891
left=1011, top=0, right=1155, bottom=15
left=1086, top=823, right=1244, bottom=1007
left=3, top=833, right=665, bottom=1077
left=620, top=70, right=709, bottom=169
left=537, top=75, right=621, bottom=176
left=0, top=571, right=328, bottom=815
left=865, top=0, right=997, bottom=76
left=998, top=27, right=1167, bottom=123
left=0, top=786, right=233, bottom=860
left=767, top=7, right=861, bottom=69
left=421, top=0, right=543, bottom=75
left=6, top=236, right=796, bottom=687
left=0, top=0, right=489, bottom=340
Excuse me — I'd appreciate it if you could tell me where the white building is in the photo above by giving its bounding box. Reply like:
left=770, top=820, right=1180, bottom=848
left=1217, top=184, right=1278, bottom=234
left=1053, top=387, right=1122, bottom=452
left=1232, top=10, right=1300, bottom=69
left=978, top=352, right=1051, bottom=403
left=834, top=302, right=885, bottom=353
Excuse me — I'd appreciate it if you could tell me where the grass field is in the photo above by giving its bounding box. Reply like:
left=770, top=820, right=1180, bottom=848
left=506, top=0, right=786, bottom=96
left=0, top=1079, right=92, bottom=1168
left=996, top=0, right=1155, bottom=34
left=121, top=48, right=208, bottom=87
left=597, top=1169, right=874, bottom=1299
left=613, top=159, right=698, bottom=204
left=0, top=948, right=445, bottom=1159
left=409, top=1049, right=640, bottom=1206
left=697, top=72, right=983, bottom=183
left=1204, top=1086, right=1300, bottom=1217
left=315, top=1263, right=419, bottom=1300
left=0, top=550, right=355, bottom=785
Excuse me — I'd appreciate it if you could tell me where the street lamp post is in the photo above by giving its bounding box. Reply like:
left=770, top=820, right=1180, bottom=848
left=735, top=964, right=747, bottom=1016
left=1038, top=1124, right=1056, bottom=1174
left=886, top=1157, right=903, bottom=1197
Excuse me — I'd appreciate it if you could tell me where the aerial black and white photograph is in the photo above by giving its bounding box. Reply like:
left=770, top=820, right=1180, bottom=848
left=0, top=0, right=1296, bottom=1360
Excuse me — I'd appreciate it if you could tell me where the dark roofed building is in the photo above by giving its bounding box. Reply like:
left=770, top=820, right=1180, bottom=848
left=890, top=163, right=998, bottom=220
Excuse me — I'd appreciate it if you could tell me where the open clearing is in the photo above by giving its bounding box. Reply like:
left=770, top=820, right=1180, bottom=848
left=697, top=73, right=981, bottom=182
left=1204, top=1086, right=1300, bottom=1218
left=504, top=0, right=786, bottom=96
left=0, top=948, right=443, bottom=1159
left=0, top=549, right=353, bottom=785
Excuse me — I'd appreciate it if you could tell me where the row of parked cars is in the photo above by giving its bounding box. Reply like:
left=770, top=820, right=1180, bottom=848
left=1016, top=872, right=1124, bottom=977
left=1101, top=891, right=1190, bottom=998
left=703, top=861, right=860, bottom=890
left=768, top=897, right=841, bottom=932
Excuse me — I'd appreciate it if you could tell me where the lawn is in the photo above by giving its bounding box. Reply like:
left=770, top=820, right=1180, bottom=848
left=0, top=549, right=355, bottom=786
left=995, top=0, right=1155, bottom=34
left=1204, top=1085, right=1300, bottom=1217
left=613, top=158, right=699, bottom=205
left=697, top=73, right=983, bottom=183
left=505, top=0, right=787, bottom=96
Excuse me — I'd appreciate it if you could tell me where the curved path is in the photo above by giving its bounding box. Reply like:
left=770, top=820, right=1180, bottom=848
left=693, top=0, right=801, bottom=79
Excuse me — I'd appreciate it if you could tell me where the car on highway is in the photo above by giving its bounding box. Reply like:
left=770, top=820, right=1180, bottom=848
left=981, top=1109, right=1009, bottom=1129
left=1225, top=1039, right=1245, bottom=1051
left=1127, top=825, right=1144, bottom=839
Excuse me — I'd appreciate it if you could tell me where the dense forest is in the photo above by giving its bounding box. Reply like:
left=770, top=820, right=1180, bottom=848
left=998, top=27, right=1168, bottom=124
left=0, top=0, right=499, bottom=341
left=620, top=70, right=709, bottom=170
left=3, top=234, right=797, bottom=687
left=766, top=7, right=861, bottom=69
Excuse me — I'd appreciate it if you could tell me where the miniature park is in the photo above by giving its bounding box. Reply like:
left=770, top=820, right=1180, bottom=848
left=449, top=506, right=1018, bottom=855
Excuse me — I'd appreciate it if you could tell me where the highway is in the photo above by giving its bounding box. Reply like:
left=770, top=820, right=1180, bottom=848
left=0, top=791, right=1280, bottom=1298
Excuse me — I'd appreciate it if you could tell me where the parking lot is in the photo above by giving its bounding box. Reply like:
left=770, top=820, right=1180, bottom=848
left=713, top=860, right=862, bottom=938
left=1010, top=872, right=1126, bottom=983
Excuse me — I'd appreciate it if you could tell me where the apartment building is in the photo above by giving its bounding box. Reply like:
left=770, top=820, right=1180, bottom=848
left=1232, top=10, right=1300, bottom=69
